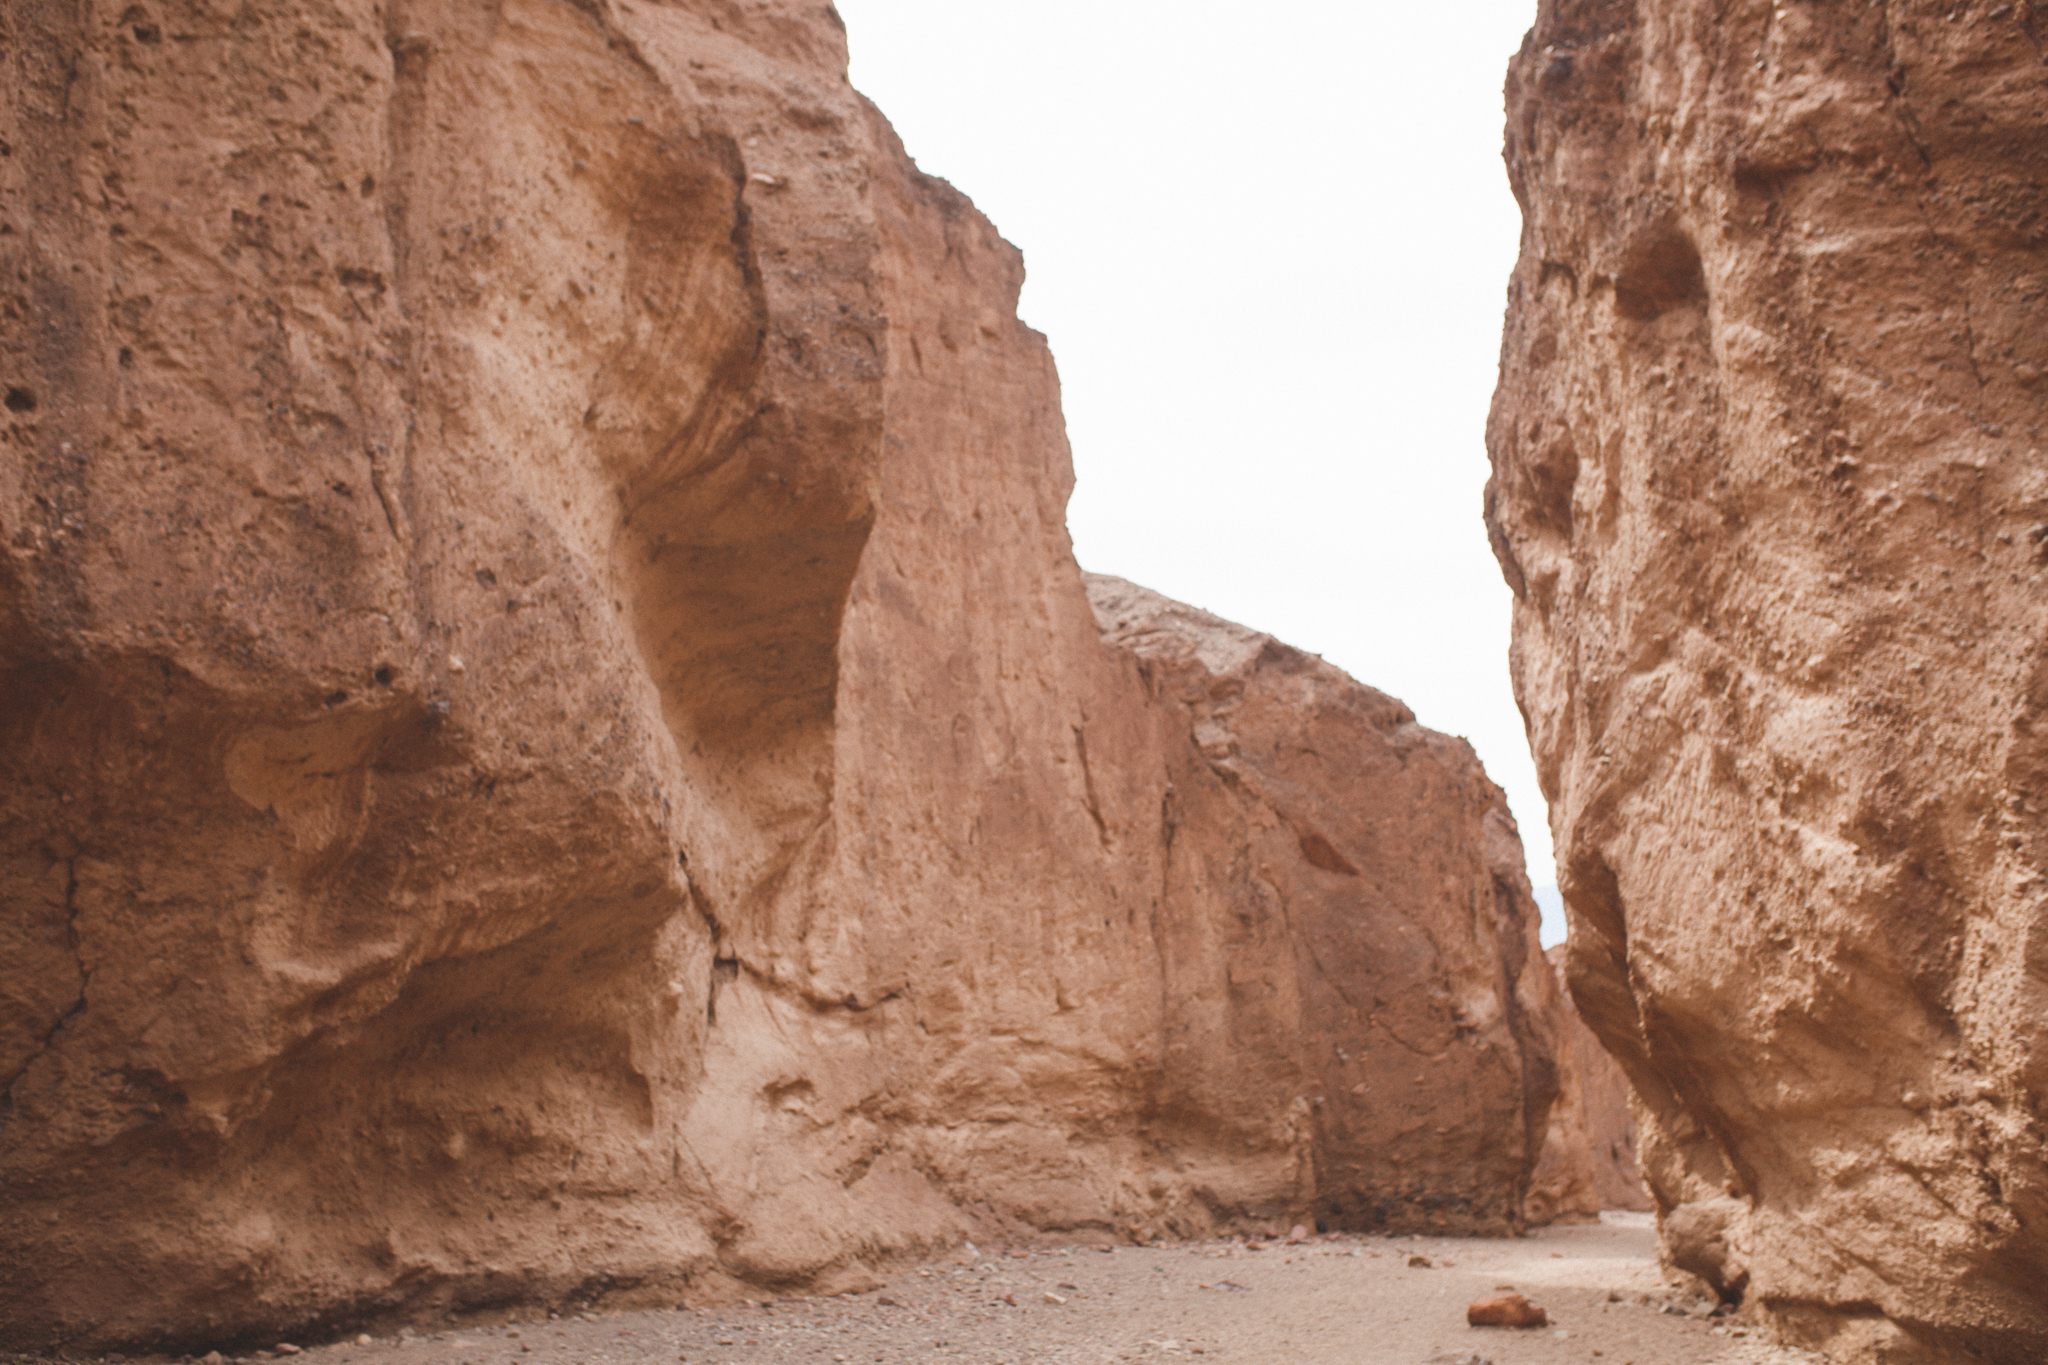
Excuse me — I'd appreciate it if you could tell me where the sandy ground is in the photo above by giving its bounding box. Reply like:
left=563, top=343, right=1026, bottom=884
left=64, top=1218, right=1832, bottom=1365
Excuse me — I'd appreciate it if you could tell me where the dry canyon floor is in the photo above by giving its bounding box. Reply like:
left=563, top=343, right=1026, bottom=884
left=67, top=1218, right=1832, bottom=1365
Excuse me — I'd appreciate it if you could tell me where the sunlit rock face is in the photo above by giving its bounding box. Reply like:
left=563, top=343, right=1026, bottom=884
left=3, top=0, right=1588, bottom=1352
left=1487, top=2, right=2048, bottom=1361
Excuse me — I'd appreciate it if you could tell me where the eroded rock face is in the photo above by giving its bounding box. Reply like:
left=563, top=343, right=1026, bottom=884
left=1550, top=948, right=1653, bottom=1216
left=1084, top=576, right=1577, bottom=1234
left=1487, top=3, right=2048, bottom=1361
left=1527, top=947, right=1651, bottom=1223
left=4, top=0, right=1578, bottom=1351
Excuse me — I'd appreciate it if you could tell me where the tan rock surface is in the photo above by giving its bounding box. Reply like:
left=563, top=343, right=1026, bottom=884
left=1539, top=945, right=1653, bottom=1218
left=4, top=0, right=1584, bottom=1352
left=1487, top=2, right=2048, bottom=1361
left=1084, top=575, right=1582, bottom=1235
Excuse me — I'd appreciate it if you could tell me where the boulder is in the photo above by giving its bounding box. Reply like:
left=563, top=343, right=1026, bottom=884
left=1487, top=1, right=2048, bottom=1360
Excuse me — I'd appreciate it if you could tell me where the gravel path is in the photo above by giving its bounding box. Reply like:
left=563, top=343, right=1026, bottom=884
left=61, top=1219, right=1831, bottom=1365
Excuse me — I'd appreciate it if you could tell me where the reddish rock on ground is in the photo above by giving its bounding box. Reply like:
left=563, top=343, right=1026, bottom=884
left=1466, top=1293, right=1550, bottom=1329
left=1488, top=1, right=2048, bottom=1361
left=1, top=0, right=1597, bottom=1354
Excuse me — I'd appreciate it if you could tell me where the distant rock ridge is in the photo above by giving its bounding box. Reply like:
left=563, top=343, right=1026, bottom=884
left=3, top=0, right=1618, bottom=1351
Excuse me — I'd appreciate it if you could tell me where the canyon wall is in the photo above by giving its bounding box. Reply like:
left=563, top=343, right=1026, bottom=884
left=1, top=0, right=1586, bottom=1353
left=1084, top=575, right=1596, bottom=1235
left=1487, top=2, right=2048, bottom=1362
left=1534, top=946, right=1652, bottom=1219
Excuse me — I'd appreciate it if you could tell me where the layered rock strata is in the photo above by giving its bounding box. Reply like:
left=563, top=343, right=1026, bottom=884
left=1488, top=3, right=2048, bottom=1361
left=5, top=0, right=1575, bottom=1352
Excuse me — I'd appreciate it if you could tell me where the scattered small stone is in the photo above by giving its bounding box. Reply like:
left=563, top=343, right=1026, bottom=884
left=355, top=1334, right=375, bottom=1346
left=875, top=1296, right=897, bottom=1307
left=1284, top=1224, right=1309, bottom=1244
left=276, top=1346, right=302, bottom=1356
left=200, top=1355, right=225, bottom=1365
left=1407, top=1254, right=1433, bottom=1268
left=998, top=1293, right=1017, bottom=1307
left=1467, top=1293, right=1550, bottom=1328
left=1042, top=1292, right=1066, bottom=1305
left=1424, top=1353, right=1493, bottom=1365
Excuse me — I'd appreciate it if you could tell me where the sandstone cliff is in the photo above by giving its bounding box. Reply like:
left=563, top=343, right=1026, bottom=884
left=1085, top=575, right=1592, bottom=1235
left=1488, top=2, right=2048, bottom=1362
left=1536, top=946, right=1652, bottom=1218
left=1522, top=944, right=1652, bottom=1224
left=2, top=0, right=1578, bottom=1352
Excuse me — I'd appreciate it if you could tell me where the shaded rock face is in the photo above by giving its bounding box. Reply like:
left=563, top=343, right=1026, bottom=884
left=1556, top=955, right=1653, bottom=1218
left=3, top=0, right=1574, bottom=1352
left=1487, top=3, right=2048, bottom=1361
left=1084, top=576, right=1575, bottom=1234
left=1528, top=946, right=1651, bottom=1222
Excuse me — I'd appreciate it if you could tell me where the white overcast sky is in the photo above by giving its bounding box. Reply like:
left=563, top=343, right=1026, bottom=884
left=833, top=1, right=1562, bottom=941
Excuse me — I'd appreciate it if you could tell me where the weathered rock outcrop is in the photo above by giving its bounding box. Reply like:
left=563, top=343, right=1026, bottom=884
left=1549, top=947, right=1653, bottom=1216
left=1085, top=576, right=1587, bottom=1232
left=3, top=0, right=1579, bottom=1352
left=1487, top=3, right=2048, bottom=1361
